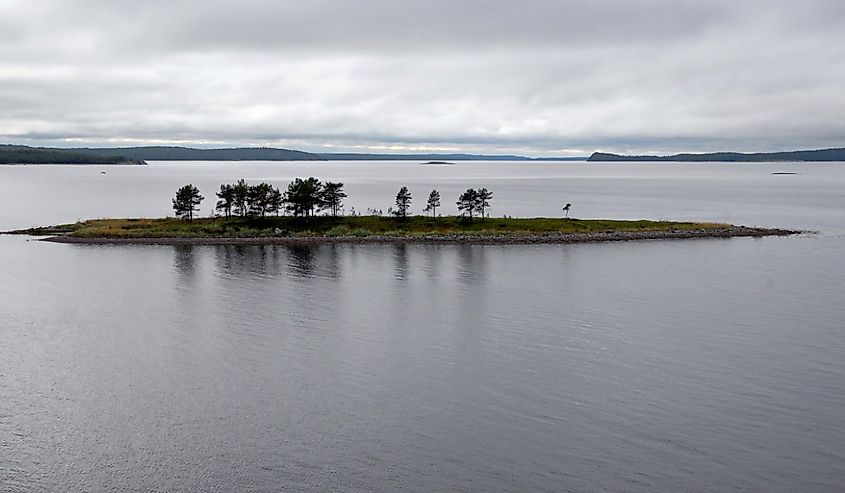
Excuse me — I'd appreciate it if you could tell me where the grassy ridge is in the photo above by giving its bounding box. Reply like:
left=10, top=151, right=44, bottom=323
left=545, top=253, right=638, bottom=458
left=16, top=216, right=731, bottom=239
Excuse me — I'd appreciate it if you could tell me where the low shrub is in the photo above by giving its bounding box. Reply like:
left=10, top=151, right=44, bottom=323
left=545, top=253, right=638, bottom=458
left=325, top=225, right=351, bottom=237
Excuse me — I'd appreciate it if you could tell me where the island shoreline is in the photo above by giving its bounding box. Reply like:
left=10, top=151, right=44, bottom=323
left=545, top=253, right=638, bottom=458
left=36, top=226, right=800, bottom=246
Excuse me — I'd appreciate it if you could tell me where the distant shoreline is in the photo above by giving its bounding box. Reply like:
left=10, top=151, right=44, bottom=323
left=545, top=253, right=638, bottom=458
left=0, top=145, right=147, bottom=165
left=1, top=143, right=585, bottom=163
left=588, top=147, right=845, bottom=162
left=0, top=161, right=146, bottom=166
left=8, top=142, right=845, bottom=163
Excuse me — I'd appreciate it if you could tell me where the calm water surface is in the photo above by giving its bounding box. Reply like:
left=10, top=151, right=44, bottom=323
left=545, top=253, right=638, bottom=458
left=1, top=161, right=844, bottom=492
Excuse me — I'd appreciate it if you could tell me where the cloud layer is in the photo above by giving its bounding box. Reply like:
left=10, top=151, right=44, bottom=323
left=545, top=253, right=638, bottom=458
left=2, top=0, right=844, bottom=155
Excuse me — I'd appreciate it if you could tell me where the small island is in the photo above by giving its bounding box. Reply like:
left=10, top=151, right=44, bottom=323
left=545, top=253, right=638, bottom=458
left=7, top=177, right=798, bottom=245
left=11, top=217, right=796, bottom=245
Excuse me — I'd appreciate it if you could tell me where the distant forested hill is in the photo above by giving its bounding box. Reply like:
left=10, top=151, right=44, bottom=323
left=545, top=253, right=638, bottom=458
left=0, top=145, right=141, bottom=164
left=588, top=148, right=845, bottom=162
left=71, top=146, right=323, bottom=161
left=2, top=144, right=586, bottom=163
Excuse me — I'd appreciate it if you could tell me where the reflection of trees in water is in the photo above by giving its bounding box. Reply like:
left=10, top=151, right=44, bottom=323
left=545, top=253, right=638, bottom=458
left=321, top=244, right=342, bottom=280
left=451, top=246, right=490, bottom=361
left=181, top=243, right=490, bottom=284
left=456, top=245, right=488, bottom=284
left=213, top=245, right=284, bottom=278
left=419, top=245, right=442, bottom=279
left=393, top=243, right=409, bottom=280
left=173, top=245, right=196, bottom=277
left=286, top=245, right=316, bottom=278
left=209, top=244, right=343, bottom=280
left=286, top=245, right=344, bottom=280
left=388, top=244, right=488, bottom=282
left=171, top=245, right=208, bottom=322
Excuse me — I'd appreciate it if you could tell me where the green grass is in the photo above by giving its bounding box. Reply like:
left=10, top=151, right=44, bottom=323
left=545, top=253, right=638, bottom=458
left=14, top=216, right=732, bottom=239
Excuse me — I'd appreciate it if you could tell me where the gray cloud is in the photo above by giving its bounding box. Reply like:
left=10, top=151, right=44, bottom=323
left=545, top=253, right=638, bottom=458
left=37, top=1, right=729, bottom=53
left=2, top=0, right=844, bottom=155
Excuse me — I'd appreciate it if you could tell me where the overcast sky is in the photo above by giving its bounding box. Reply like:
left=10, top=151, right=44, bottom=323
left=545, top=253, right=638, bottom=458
left=1, top=0, right=844, bottom=156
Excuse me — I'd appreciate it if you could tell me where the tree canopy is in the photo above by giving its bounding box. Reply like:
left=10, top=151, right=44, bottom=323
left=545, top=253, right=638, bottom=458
left=457, top=188, right=493, bottom=221
left=216, top=179, right=283, bottom=217
left=284, top=177, right=323, bottom=217
left=172, top=184, right=204, bottom=221
left=215, top=184, right=235, bottom=217
left=322, top=182, right=347, bottom=217
left=174, top=178, right=496, bottom=223
left=395, top=186, right=412, bottom=219
left=476, top=187, right=493, bottom=219
left=424, top=189, right=441, bottom=218
left=233, top=179, right=250, bottom=216
left=457, top=188, right=477, bottom=220
left=248, top=182, right=283, bottom=216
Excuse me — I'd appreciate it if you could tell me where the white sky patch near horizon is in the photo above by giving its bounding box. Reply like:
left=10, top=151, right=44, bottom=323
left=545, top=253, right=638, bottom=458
left=1, top=0, right=844, bottom=156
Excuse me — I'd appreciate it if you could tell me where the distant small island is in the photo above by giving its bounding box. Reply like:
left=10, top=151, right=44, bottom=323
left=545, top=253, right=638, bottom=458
left=422, top=161, right=453, bottom=165
left=588, top=147, right=845, bottom=162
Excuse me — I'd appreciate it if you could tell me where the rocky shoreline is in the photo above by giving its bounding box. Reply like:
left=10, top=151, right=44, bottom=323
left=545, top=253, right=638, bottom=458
left=39, top=226, right=800, bottom=246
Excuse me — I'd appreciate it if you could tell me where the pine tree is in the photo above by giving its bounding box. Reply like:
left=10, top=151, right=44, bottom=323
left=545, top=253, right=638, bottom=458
left=269, top=186, right=284, bottom=216
left=215, top=184, right=235, bottom=217
left=424, top=189, right=441, bottom=218
left=284, top=177, right=323, bottom=217
left=394, top=186, right=412, bottom=219
left=475, top=187, right=493, bottom=220
left=247, top=182, right=281, bottom=216
left=172, top=184, right=204, bottom=221
left=457, top=188, right=477, bottom=221
left=232, top=179, right=250, bottom=216
left=321, top=182, right=347, bottom=217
